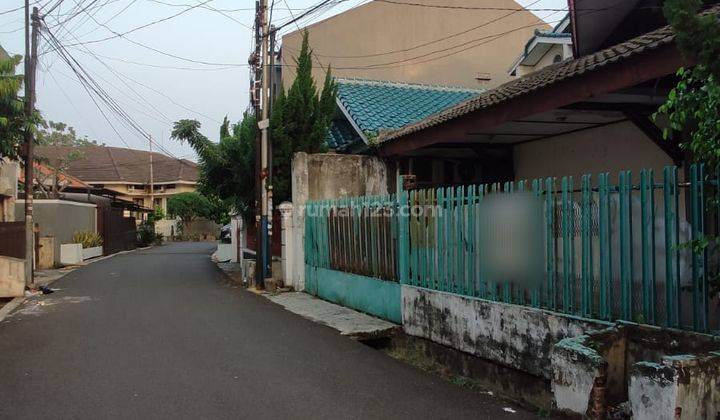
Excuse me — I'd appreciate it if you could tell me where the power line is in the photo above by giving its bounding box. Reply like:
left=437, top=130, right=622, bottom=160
left=61, top=0, right=215, bottom=47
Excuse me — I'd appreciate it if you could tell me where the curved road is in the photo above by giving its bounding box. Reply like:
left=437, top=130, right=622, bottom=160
left=0, top=242, right=532, bottom=419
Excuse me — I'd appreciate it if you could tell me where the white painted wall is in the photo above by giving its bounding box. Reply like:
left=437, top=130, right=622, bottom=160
left=401, top=285, right=607, bottom=379
left=514, top=121, right=675, bottom=183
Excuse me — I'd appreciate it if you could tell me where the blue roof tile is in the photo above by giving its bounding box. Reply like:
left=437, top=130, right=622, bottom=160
left=326, top=79, right=482, bottom=150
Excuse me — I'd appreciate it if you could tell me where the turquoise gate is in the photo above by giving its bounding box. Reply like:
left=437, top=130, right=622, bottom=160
left=304, top=195, right=402, bottom=323
left=305, top=164, right=718, bottom=332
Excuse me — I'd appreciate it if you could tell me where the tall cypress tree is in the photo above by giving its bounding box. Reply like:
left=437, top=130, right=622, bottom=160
left=270, top=30, right=337, bottom=203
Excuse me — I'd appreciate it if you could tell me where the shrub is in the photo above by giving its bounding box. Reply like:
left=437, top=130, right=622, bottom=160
left=137, top=221, right=156, bottom=247
left=72, top=230, right=103, bottom=249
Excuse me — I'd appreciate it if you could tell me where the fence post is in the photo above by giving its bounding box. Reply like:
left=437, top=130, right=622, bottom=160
left=619, top=170, right=633, bottom=321
left=545, top=177, right=556, bottom=310
left=581, top=174, right=592, bottom=317
left=397, top=175, right=410, bottom=286
left=690, top=163, right=708, bottom=332
left=599, top=173, right=612, bottom=320
left=640, top=170, right=656, bottom=324
left=663, top=166, right=680, bottom=328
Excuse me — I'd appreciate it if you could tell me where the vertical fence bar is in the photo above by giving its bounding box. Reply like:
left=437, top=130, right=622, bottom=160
left=619, top=171, right=633, bottom=321
left=690, top=163, right=708, bottom=332
left=581, top=174, right=592, bottom=317
left=545, top=177, right=556, bottom=310
left=561, top=176, right=574, bottom=313
left=459, top=186, right=468, bottom=296
left=640, top=169, right=656, bottom=324
left=438, top=188, right=445, bottom=291
left=663, top=166, right=680, bottom=328
left=440, top=187, right=448, bottom=292
left=468, top=185, right=477, bottom=297
left=502, top=182, right=512, bottom=303
left=418, top=190, right=425, bottom=288
left=531, top=179, right=541, bottom=307
left=598, top=173, right=612, bottom=320
left=397, top=182, right=410, bottom=285
left=476, top=185, right=486, bottom=299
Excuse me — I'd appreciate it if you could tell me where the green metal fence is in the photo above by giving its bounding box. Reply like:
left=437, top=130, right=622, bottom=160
left=397, top=164, right=718, bottom=333
left=305, top=164, right=719, bottom=333
left=305, top=195, right=398, bottom=282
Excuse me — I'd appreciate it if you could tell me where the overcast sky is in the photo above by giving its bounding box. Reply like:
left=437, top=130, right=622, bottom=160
left=0, top=0, right=567, bottom=161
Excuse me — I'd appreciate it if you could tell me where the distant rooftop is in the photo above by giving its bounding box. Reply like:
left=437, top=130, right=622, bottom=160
left=36, top=146, right=198, bottom=184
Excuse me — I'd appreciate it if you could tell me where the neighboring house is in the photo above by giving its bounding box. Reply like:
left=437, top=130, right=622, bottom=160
left=372, top=3, right=720, bottom=187
left=326, top=79, right=487, bottom=187
left=280, top=0, right=548, bottom=90
left=0, top=44, right=8, bottom=60
left=35, top=146, right=198, bottom=215
left=509, top=14, right=573, bottom=76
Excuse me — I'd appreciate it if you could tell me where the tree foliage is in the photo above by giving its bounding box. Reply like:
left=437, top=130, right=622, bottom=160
left=167, top=191, right=211, bottom=222
left=36, top=120, right=99, bottom=147
left=0, top=54, right=27, bottom=161
left=270, top=30, right=337, bottom=203
left=171, top=114, right=256, bottom=221
left=656, top=0, right=720, bottom=166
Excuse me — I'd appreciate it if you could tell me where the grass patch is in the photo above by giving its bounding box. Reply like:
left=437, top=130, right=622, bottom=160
left=384, top=343, right=485, bottom=392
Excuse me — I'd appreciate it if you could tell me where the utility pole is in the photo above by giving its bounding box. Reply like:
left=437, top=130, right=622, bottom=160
left=259, top=0, right=272, bottom=288
left=23, top=4, right=39, bottom=288
left=149, top=135, right=154, bottom=216
left=251, top=0, right=264, bottom=289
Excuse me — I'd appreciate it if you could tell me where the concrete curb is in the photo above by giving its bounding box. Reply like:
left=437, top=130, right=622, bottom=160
left=0, top=246, right=144, bottom=324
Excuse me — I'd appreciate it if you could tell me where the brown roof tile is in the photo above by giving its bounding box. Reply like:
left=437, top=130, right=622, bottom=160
left=35, top=146, right=198, bottom=184
left=377, top=6, right=719, bottom=144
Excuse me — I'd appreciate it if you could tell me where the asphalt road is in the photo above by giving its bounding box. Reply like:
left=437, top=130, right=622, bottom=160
left=0, top=242, right=534, bottom=419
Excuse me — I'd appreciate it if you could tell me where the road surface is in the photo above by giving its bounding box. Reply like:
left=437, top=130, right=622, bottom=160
left=0, top=242, right=534, bottom=419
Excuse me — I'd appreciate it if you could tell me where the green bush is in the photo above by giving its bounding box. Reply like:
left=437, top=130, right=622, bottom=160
left=72, top=230, right=103, bottom=249
left=137, top=221, right=156, bottom=247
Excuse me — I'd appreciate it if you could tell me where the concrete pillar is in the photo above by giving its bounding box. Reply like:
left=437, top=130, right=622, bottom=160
left=278, top=202, right=293, bottom=288
left=230, top=215, right=243, bottom=264
left=291, top=152, right=309, bottom=291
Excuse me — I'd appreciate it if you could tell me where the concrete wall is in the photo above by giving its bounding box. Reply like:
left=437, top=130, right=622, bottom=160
left=551, top=324, right=720, bottom=417
left=155, top=218, right=179, bottom=239
left=630, top=356, right=720, bottom=420
left=514, top=121, right=675, bottom=182
left=401, top=285, right=609, bottom=379
left=179, top=219, right=220, bottom=241
left=0, top=160, right=19, bottom=222
left=0, top=256, right=24, bottom=297
left=290, top=152, right=388, bottom=291
left=281, top=0, right=546, bottom=90
left=16, top=199, right=97, bottom=265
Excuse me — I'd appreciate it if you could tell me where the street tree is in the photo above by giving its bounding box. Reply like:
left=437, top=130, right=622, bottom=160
left=172, top=114, right=257, bottom=221
left=167, top=191, right=211, bottom=222
left=270, top=30, right=337, bottom=203
left=0, top=54, right=27, bottom=161
left=36, top=119, right=99, bottom=147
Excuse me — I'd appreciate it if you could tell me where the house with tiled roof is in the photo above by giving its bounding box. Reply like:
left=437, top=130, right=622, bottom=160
left=327, top=79, right=482, bottom=152
left=35, top=146, right=198, bottom=214
left=509, top=14, right=573, bottom=77
left=372, top=2, right=720, bottom=189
